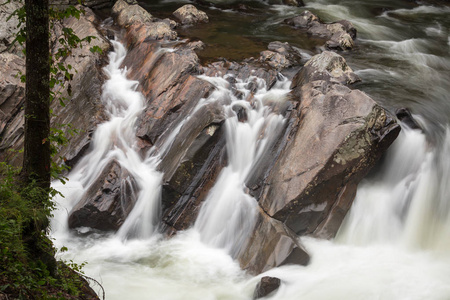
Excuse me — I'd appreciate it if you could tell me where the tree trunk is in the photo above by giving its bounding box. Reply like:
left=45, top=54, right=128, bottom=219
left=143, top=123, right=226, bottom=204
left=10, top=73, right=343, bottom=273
left=22, top=0, right=50, bottom=189
left=21, top=0, right=55, bottom=273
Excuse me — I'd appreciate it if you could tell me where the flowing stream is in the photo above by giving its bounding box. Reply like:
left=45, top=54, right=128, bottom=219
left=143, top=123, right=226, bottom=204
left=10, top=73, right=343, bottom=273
left=51, top=0, right=450, bottom=299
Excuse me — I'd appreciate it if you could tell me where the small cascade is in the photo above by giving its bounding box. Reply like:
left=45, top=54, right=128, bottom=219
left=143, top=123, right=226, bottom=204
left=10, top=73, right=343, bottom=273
left=194, top=75, right=287, bottom=257
left=337, top=126, right=450, bottom=253
left=52, top=40, right=164, bottom=240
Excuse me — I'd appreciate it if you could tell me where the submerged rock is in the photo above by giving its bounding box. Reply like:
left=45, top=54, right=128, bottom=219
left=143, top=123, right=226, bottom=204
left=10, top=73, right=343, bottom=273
left=285, top=10, right=357, bottom=50
left=396, top=108, right=422, bottom=130
left=173, top=4, right=209, bottom=25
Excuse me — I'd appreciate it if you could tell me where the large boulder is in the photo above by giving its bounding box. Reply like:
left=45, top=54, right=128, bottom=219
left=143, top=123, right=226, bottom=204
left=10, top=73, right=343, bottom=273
left=285, top=11, right=357, bottom=51
left=249, top=51, right=400, bottom=238
left=50, top=7, right=110, bottom=167
left=291, top=50, right=360, bottom=89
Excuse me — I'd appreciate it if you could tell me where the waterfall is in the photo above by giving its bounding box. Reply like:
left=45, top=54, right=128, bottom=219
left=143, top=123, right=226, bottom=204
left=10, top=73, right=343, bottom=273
left=52, top=40, right=164, bottom=240
left=194, top=75, right=287, bottom=257
left=50, top=1, right=450, bottom=298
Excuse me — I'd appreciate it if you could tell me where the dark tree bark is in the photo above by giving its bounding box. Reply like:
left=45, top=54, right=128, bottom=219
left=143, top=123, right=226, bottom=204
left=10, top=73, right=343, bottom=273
left=21, top=0, right=55, bottom=273
left=22, top=0, right=51, bottom=189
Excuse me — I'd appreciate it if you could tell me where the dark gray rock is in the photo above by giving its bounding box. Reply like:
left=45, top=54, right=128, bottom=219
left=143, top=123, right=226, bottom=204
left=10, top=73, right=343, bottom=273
left=68, top=160, right=139, bottom=231
left=285, top=10, right=357, bottom=51
left=239, top=208, right=310, bottom=274
left=253, top=276, right=281, bottom=300
left=396, top=108, right=422, bottom=131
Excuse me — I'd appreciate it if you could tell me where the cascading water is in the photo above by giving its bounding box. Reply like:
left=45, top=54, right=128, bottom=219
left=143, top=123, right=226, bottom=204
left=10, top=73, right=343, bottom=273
left=51, top=0, right=450, bottom=299
left=194, top=75, right=286, bottom=257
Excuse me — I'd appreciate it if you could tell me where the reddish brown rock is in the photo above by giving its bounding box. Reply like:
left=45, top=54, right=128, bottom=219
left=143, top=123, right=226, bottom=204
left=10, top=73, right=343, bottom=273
left=251, top=52, right=400, bottom=238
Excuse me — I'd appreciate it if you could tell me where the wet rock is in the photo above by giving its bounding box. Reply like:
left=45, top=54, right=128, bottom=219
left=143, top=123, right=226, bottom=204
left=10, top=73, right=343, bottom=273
left=112, top=0, right=177, bottom=46
left=121, top=44, right=210, bottom=146
left=396, top=108, right=422, bottom=130
left=285, top=10, right=357, bottom=51
left=68, top=160, right=138, bottom=231
left=260, top=41, right=304, bottom=70
left=173, top=4, right=209, bottom=25
left=253, top=276, right=281, bottom=300
left=161, top=126, right=227, bottom=232
left=251, top=52, right=401, bottom=238
left=187, top=40, right=206, bottom=51
left=283, top=0, right=304, bottom=6
left=238, top=208, right=310, bottom=274
left=205, top=60, right=279, bottom=94
left=232, top=104, right=248, bottom=122
left=291, top=51, right=360, bottom=90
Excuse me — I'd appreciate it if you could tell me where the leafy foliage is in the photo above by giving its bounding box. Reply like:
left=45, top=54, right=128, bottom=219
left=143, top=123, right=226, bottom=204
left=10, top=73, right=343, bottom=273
left=0, top=163, right=94, bottom=299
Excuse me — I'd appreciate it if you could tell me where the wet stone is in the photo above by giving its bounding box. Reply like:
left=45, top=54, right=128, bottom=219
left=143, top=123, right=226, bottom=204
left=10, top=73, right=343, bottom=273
left=253, top=276, right=281, bottom=299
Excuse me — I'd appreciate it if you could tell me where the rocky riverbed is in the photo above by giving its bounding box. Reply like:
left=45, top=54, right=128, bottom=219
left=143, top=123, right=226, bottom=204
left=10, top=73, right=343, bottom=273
left=0, top=0, right=403, bottom=278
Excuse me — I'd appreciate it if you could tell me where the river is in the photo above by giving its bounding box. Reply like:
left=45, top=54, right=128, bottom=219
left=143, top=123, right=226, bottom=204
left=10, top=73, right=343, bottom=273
left=51, top=0, right=450, bottom=299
